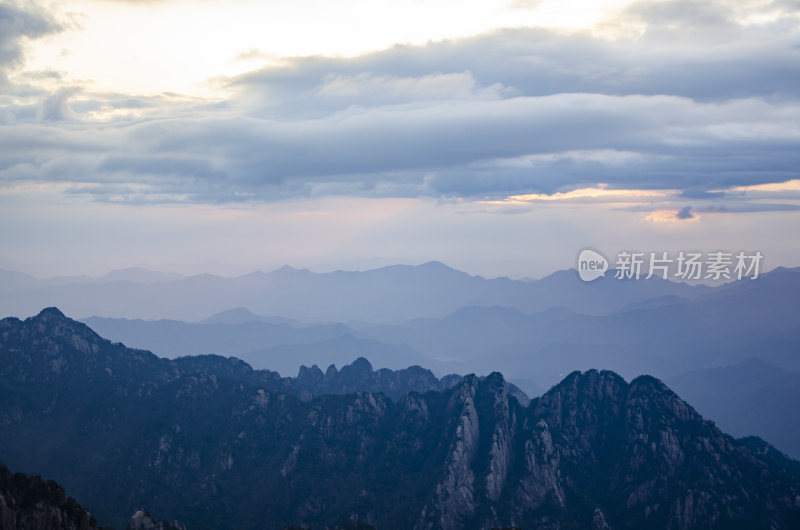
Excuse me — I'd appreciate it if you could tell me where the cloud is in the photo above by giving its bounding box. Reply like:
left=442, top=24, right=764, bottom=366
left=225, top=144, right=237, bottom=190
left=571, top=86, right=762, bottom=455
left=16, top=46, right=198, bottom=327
left=507, top=0, right=542, bottom=9
left=646, top=207, right=701, bottom=223
left=697, top=203, right=800, bottom=213
left=628, top=198, right=800, bottom=220
left=3, top=88, right=799, bottom=205
left=679, top=189, right=725, bottom=199
left=90, top=0, right=169, bottom=3
left=39, top=87, right=79, bottom=121
left=0, top=0, right=798, bottom=207
left=313, top=71, right=513, bottom=103
left=231, top=12, right=800, bottom=106
left=0, top=2, right=61, bottom=86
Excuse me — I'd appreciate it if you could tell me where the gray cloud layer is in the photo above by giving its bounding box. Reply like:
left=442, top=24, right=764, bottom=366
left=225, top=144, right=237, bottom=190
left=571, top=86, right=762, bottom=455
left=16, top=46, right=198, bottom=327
left=1, top=0, right=799, bottom=205
left=0, top=2, right=60, bottom=87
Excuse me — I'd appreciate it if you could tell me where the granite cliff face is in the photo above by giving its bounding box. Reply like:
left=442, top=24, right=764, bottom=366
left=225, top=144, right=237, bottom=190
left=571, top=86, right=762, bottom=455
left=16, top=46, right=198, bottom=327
left=0, top=461, right=99, bottom=530
left=127, top=509, right=186, bottom=530
left=1, top=309, right=799, bottom=529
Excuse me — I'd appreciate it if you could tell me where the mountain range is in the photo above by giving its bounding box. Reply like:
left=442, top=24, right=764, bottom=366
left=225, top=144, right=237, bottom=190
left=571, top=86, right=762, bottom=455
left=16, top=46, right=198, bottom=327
left=1, top=308, right=799, bottom=529
left=667, top=358, right=800, bottom=460
left=71, top=266, right=800, bottom=458
left=78, top=265, right=800, bottom=383
left=0, top=262, right=710, bottom=323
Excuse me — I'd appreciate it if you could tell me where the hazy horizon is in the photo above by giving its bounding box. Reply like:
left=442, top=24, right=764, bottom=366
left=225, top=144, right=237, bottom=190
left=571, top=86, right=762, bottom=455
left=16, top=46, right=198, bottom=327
left=2, top=256, right=796, bottom=285
left=2, top=0, right=799, bottom=281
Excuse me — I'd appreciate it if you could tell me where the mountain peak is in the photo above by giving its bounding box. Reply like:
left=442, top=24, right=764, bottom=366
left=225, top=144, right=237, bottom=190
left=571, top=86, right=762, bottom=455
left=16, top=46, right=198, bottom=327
left=419, top=260, right=450, bottom=269
left=483, top=371, right=506, bottom=387
left=35, top=306, right=66, bottom=320
left=202, top=306, right=261, bottom=324
left=274, top=264, right=309, bottom=274
left=350, top=356, right=373, bottom=370
left=416, top=260, right=466, bottom=275
left=30, top=307, right=95, bottom=339
left=629, top=373, right=666, bottom=388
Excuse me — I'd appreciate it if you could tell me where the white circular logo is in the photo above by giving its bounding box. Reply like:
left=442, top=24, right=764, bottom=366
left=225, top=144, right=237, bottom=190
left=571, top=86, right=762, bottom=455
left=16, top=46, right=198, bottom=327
left=577, top=249, right=608, bottom=282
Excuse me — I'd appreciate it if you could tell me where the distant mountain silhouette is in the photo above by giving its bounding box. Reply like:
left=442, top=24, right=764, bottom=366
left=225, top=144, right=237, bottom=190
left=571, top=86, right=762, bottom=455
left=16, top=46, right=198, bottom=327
left=80, top=266, right=800, bottom=384
left=238, top=334, right=428, bottom=376
left=0, top=261, right=716, bottom=322
left=200, top=307, right=302, bottom=327
left=668, top=358, right=800, bottom=459
left=0, top=267, right=182, bottom=297
left=80, top=316, right=352, bottom=361
left=0, top=269, right=42, bottom=294
left=96, top=268, right=185, bottom=284
left=360, top=266, right=800, bottom=384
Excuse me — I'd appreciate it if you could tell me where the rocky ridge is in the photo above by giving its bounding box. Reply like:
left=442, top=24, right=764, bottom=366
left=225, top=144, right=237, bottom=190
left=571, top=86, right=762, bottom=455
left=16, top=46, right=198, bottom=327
left=0, top=308, right=798, bottom=529
left=0, top=461, right=99, bottom=530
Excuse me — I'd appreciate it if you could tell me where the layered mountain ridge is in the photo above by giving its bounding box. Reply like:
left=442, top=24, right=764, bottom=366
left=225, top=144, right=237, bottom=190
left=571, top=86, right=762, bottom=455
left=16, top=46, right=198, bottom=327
left=0, top=309, right=798, bottom=529
left=0, top=261, right=714, bottom=323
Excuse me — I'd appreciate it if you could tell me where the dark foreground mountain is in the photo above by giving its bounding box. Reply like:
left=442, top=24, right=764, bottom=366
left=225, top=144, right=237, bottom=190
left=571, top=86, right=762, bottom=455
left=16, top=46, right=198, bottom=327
left=0, top=461, right=99, bottom=530
left=1, top=309, right=799, bottom=529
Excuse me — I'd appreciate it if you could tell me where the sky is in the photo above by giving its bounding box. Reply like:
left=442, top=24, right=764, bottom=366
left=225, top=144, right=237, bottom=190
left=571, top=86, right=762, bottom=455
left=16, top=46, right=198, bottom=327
left=1, top=0, right=799, bottom=279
